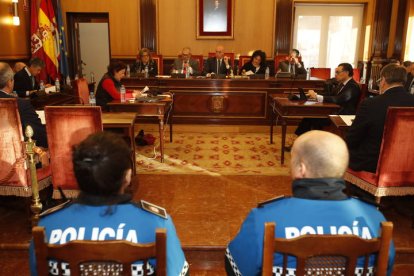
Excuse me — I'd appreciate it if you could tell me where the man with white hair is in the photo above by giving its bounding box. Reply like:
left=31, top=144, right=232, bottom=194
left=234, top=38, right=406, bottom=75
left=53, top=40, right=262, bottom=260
left=0, top=62, right=47, bottom=148
left=225, top=130, right=394, bottom=276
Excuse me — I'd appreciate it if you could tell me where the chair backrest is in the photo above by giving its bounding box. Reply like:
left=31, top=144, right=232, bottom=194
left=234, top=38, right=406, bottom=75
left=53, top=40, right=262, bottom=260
left=33, top=226, right=167, bottom=276
left=376, top=107, right=414, bottom=187
left=262, top=222, right=393, bottom=276
left=208, top=52, right=235, bottom=68
left=310, top=68, right=331, bottom=80
left=274, top=54, right=287, bottom=71
left=45, top=106, right=103, bottom=198
left=0, top=98, right=28, bottom=192
left=151, top=53, right=163, bottom=75
left=73, top=78, right=90, bottom=104
left=238, top=55, right=251, bottom=68
left=353, top=68, right=361, bottom=83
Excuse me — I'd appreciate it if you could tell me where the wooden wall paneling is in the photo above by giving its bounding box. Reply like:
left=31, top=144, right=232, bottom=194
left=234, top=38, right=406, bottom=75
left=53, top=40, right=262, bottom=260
left=140, top=0, right=157, bottom=52
left=371, top=0, right=393, bottom=59
left=274, top=0, right=293, bottom=56
left=0, top=0, right=30, bottom=59
left=389, top=0, right=407, bottom=60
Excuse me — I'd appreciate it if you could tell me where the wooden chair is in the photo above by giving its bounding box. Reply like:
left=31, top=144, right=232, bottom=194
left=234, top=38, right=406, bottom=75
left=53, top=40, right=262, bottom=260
left=262, top=222, right=393, bottom=276
left=208, top=52, right=235, bottom=68
left=151, top=53, right=164, bottom=75
left=238, top=55, right=251, bottom=68
left=45, top=106, right=103, bottom=199
left=353, top=68, right=361, bottom=83
left=33, top=226, right=166, bottom=276
left=310, top=68, right=331, bottom=80
left=73, top=78, right=90, bottom=104
left=344, top=107, right=414, bottom=203
left=0, top=98, right=51, bottom=224
left=274, top=54, right=287, bottom=72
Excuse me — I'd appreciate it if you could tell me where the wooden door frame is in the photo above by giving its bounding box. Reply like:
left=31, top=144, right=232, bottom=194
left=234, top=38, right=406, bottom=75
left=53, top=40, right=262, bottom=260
left=66, top=13, right=111, bottom=78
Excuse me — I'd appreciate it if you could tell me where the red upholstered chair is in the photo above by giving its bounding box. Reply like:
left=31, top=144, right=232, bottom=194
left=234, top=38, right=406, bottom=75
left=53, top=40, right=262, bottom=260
left=238, top=55, right=251, bottom=68
left=344, top=107, right=414, bottom=203
left=73, top=78, right=90, bottom=104
left=310, top=68, right=331, bottom=80
left=151, top=53, right=163, bottom=75
left=274, top=54, right=287, bottom=72
left=208, top=52, right=235, bottom=68
left=45, top=106, right=103, bottom=198
left=353, top=68, right=361, bottom=83
left=0, top=99, right=51, bottom=224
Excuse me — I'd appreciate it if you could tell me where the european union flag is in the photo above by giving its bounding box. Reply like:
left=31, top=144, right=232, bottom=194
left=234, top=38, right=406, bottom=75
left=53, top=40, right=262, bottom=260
left=56, top=0, right=69, bottom=78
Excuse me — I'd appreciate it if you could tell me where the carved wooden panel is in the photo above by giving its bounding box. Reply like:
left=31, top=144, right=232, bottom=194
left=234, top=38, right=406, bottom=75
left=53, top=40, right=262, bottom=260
left=391, top=0, right=407, bottom=60
left=371, top=0, right=393, bottom=58
left=275, top=0, right=293, bottom=55
left=140, top=0, right=157, bottom=51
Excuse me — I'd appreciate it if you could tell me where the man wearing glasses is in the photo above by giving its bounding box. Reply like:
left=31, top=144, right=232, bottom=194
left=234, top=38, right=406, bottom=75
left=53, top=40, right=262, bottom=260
left=290, top=63, right=361, bottom=146
left=346, top=63, right=414, bottom=173
left=171, top=47, right=200, bottom=76
left=203, top=45, right=230, bottom=77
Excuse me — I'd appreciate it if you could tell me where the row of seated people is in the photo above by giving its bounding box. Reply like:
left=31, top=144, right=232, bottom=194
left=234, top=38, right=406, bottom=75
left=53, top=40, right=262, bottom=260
left=0, top=61, right=414, bottom=274
left=28, top=131, right=393, bottom=275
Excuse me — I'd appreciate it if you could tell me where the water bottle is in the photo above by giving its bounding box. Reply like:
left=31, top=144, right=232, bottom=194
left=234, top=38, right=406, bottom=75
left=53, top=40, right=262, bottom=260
left=185, top=68, right=190, bottom=79
left=126, top=65, right=131, bottom=78
left=90, top=72, right=95, bottom=83
left=144, top=66, right=149, bottom=78
left=120, top=85, right=126, bottom=102
left=75, top=74, right=79, bottom=80
left=368, top=79, right=373, bottom=90
left=55, top=78, right=60, bottom=92
left=89, top=92, right=96, bottom=105
left=265, top=67, right=270, bottom=79
left=230, top=68, right=234, bottom=78
left=39, top=80, right=45, bottom=91
left=66, top=76, right=71, bottom=87
left=306, top=68, right=310, bottom=80
left=411, top=86, right=414, bottom=95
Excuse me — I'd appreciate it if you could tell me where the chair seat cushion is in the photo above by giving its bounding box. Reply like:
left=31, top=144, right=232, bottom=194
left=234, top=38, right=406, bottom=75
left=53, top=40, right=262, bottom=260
left=346, top=168, right=378, bottom=186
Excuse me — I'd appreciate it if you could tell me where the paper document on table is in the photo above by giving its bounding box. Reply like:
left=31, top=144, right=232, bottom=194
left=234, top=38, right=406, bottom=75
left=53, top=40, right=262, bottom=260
left=36, top=110, right=46, bottom=125
left=339, top=115, right=355, bottom=126
left=45, top=86, right=56, bottom=93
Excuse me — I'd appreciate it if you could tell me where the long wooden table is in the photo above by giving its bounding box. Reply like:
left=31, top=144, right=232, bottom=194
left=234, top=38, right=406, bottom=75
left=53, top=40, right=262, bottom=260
left=270, top=97, right=340, bottom=164
left=107, top=98, right=173, bottom=162
left=122, top=77, right=326, bottom=125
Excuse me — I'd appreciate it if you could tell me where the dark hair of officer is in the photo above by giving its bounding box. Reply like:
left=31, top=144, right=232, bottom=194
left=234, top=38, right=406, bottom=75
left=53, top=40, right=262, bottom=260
left=291, top=49, right=300, bottom=57
left=337, top=63, right=354, bottom=77
left=28, top=57, right=45, bottom=68
left=72, top=132, right=132, bottom=197
left=250, top=50, right=267, bottom=67
left=380, top=63, right=407, bottom=85
left=107, top=61, right=127, bottom=77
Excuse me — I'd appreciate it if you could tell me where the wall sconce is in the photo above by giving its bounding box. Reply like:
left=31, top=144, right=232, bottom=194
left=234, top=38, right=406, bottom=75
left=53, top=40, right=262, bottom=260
left=12, top=0, right=20, bottom=26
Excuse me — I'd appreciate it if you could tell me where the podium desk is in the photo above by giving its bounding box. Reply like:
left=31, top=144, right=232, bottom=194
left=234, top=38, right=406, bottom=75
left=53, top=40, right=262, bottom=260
left=270, top=97, right=340, bottom=164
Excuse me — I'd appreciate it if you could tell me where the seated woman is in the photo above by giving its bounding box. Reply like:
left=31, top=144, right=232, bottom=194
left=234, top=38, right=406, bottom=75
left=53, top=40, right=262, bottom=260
left=132, top=48, right=158, bottom=77
left=240, top=50, right=267, bottom=75
left=29, top=132, right=189, bottom=276
left=95, top=61, right=132, bottom=111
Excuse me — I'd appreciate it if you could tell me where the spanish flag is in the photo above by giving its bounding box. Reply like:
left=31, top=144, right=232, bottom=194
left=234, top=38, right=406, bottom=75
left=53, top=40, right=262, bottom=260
left=37, top=0, right=59, bottom=80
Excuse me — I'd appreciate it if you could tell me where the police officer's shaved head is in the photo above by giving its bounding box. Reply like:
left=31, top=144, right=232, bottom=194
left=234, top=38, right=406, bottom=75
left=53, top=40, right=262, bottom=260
left=290, top=130, right=349, bottom=179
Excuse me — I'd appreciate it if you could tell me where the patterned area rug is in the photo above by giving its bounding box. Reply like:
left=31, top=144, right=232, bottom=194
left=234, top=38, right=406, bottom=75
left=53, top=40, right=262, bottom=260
left=136, top=132, right=290, bottom=176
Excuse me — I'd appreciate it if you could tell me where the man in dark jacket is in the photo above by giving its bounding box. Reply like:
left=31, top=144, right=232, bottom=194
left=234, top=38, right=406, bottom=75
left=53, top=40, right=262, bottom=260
left=291, top=63, right=361, bottom=142
left=13, top=57, right=45, bottom=98
left=347, top=63, right=414, bottom=173
left=0, top=62, right=48, bottom=148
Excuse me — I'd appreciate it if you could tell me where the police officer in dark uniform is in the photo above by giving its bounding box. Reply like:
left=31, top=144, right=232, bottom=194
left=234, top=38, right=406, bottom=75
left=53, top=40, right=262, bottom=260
left=30, top=132, right=188, bottom=276
left=225, top=130, right=394, bottom=276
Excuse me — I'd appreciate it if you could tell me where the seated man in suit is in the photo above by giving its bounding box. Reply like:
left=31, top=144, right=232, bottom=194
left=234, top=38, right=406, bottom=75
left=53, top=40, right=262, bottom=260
left=277, top=49, right=307, bottom=75
left=171, top=47, right=199, bottom=76
left=203, top=45, right=230, bottom=77
left=225, top=130, right=394, bottom=276
left=403, top=61, right=414, bottom=93
left=347, top=63, right=414, bottom=173
left=287, top=63, right=361, bottom=149
left=0, top=62, right=48, bottom=148
left=30, top=132, right=189, bottom=276
left=13, top=57, right=45, bottom=98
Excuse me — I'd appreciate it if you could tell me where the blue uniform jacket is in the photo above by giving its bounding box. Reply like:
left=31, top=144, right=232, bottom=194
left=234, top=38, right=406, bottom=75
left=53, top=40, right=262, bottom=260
left=226, top=178, right=395, bottom=276
left=30, top=196, right=188, bottom=276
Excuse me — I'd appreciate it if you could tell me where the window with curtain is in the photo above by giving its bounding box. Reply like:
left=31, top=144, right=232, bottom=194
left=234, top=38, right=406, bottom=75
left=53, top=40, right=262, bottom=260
left=293, top=4, right=364, bottom=77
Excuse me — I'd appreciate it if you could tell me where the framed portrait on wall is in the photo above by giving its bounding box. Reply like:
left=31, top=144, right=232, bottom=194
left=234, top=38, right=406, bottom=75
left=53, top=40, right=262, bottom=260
left=197, top=0, right=234, bottom=39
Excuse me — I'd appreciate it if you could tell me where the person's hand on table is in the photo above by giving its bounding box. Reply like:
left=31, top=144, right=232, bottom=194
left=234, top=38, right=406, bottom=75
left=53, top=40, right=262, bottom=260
left=307, top=90, right=317, bottom=99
